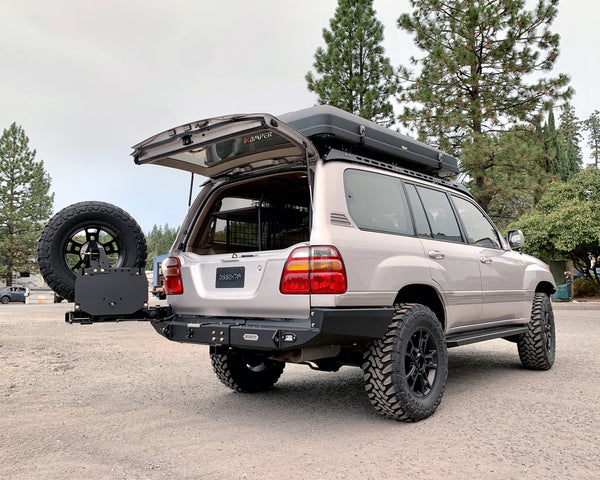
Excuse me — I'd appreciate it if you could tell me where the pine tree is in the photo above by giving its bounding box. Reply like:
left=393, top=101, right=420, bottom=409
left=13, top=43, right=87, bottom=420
left=397, top=0, right=572, bottom=211
left=462, top=127, right=545, bottom=228
left=557, top=102, right=582, bottom=179
left=584, top=110, right=600, bottom=167
left=0, top=123, right=54, bottom=285
left=145, top=223, right=178, bottom=270
left=541, top=109, right=562, bottom=177
left=306, top=0, right=396, bottom=126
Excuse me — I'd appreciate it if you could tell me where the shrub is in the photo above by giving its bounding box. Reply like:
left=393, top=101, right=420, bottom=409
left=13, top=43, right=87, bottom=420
left=573, top=277, right=600, bottom=298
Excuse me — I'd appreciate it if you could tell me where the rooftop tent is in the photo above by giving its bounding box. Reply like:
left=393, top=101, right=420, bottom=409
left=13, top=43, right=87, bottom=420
left=279, top=105, right=459, bottom=178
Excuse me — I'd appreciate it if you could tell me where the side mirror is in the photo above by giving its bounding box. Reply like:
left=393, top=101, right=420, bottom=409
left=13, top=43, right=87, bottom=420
left=507, top=230, right=525, bottom=249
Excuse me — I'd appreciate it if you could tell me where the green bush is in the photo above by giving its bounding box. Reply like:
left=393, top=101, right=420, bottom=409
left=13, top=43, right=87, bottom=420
left=573, top=277, right=600, bottom=298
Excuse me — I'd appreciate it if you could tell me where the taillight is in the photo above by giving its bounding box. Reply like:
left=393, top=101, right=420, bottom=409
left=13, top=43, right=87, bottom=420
left=280, top=246, right=347, bottom=294
left=163, top=257, right=183, bottom=295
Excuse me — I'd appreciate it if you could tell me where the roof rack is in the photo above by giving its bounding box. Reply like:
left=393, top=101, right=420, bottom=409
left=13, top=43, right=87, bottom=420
left=323, top=148, right=472, bottom=198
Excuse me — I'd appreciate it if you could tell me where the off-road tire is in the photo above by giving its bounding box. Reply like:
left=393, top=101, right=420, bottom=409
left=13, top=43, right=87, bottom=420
left=37, top=201, right=147, bottom=302
left=517, top=292, right=555, bottom=370
left=211, top=349, right=285, bottom=393
left=362, top=303, right=448, bottom=421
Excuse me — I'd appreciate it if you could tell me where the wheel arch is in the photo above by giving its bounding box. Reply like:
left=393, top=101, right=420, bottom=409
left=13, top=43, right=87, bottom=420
left=393, top=284, right=446, bottom=331
left=535, top=281, right=555, bottom=296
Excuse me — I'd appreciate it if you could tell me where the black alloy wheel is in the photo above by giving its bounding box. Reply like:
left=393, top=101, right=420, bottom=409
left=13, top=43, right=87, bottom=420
left=404, top=327, right=439, bottom=397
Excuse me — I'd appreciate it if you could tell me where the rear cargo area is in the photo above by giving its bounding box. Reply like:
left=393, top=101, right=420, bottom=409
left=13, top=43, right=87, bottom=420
left=186, top=171, right=311, bottom=254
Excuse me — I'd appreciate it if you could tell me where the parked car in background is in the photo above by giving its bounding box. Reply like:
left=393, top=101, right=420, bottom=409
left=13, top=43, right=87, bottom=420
left=151, top=254, right=168, bottom=300
left=0, top=286, right=29, bottom=304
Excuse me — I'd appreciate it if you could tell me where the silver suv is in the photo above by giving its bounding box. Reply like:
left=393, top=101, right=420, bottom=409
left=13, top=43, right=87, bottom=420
left=39, top=106, right=556, bottom=421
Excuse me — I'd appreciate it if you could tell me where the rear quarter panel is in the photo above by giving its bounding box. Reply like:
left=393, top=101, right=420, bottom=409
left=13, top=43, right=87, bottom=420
left=310, top=161, right=435, bottom=308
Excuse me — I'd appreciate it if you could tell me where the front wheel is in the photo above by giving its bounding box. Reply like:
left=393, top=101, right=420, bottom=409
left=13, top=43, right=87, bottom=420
left=211, top=349, right=285, bottom=393
left=517, top=292, right=555, bottom=370
left=1, top=296, right=9, bottom=304
left=362, top=303, right=448, bottom=421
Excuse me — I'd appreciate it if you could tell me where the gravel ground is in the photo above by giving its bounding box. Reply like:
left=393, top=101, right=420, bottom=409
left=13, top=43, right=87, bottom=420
left=1, top=303, right=599, bottom=480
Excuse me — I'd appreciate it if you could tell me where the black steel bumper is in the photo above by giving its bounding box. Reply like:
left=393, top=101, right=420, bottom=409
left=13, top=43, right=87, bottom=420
left=153, top=308, right=394, bottom=352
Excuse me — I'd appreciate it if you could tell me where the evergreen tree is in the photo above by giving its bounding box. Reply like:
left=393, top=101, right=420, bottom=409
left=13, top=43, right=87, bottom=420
left=0, top=123, right=54, bottom=285
left=397, top=0, right=572, bottom=211
left=541, top=108, right=562, bottom=178
left=145, top=223, right=178, bottom=270
left=557, top=102, right=582, bottom=179
left=584, top=110, right=600, bottom=167
left=462, top=127, right=545, bottom=228
left=306, top=0, right=396, bottom=126
left=539, top=105, right=580, bottom=182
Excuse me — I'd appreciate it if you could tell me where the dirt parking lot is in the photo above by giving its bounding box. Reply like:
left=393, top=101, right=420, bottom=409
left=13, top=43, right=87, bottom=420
left=1, top=302, right=599, bottom=479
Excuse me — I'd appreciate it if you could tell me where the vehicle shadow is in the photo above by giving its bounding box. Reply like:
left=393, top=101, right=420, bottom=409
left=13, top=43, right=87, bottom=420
left=196, top=345, right=527, bottom=426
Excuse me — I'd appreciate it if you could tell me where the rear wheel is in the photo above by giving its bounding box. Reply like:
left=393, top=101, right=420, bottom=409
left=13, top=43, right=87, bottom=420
left=517, top=292, right=555, bottom=370
left=37, top=201, right=147, bottom=302
left=1, top=296, right=9, bottom=304
left=211, top=349, right=285, bottom=393
left=362, top=303, right=448, bottom=421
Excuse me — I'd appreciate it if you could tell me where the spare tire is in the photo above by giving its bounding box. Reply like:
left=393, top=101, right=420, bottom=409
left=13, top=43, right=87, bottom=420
left=37, top=201, right=147, bottom=302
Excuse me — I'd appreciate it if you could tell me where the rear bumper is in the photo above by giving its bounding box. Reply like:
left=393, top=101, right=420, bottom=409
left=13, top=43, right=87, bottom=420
left=152, top=308, right=394, bottom=352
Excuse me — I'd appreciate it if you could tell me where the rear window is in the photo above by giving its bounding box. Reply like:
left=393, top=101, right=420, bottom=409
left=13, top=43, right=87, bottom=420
left=189, top=172, right=311, bottom=254
left=170, top=130, right=290, bottom=170
left=344, top=169, right=414, bottom=236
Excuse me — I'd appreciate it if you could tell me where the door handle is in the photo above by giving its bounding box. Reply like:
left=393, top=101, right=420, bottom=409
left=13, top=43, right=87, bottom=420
left=480, top=256, right=492, bottom=264
left=428, top=250, right=445, bottom=260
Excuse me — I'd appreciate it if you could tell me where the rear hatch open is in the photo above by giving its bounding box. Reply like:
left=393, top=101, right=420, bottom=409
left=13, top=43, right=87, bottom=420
left=132, top=113, right=319, bottom=321
left=132, top=113, right=318, bottom=178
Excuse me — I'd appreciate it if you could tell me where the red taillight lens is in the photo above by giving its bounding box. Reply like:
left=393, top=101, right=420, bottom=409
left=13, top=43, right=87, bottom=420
left=280, top=246, right=347, bottom=294
left=163, top=257, right=183, bottom=295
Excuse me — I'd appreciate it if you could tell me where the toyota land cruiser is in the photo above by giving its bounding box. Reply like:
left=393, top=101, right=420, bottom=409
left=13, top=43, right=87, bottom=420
left=38, top=106, right=556, bottom=421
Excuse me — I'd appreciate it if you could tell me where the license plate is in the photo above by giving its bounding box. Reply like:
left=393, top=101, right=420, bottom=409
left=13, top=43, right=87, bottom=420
left=215, top=266, right=245, bottom=288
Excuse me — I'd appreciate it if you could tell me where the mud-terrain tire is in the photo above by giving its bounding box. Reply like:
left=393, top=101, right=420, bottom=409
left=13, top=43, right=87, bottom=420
left=362, top=303, right=448, bottom=421
left=37, top=201, right=147, bottom=302
left=211, top=349, right=285, bottom=393
left=517, top=292, right=555, bottom=370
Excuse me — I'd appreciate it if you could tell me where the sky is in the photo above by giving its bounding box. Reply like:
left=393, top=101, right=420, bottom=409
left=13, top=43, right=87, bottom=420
left=1, top=0, right=599, bottom=233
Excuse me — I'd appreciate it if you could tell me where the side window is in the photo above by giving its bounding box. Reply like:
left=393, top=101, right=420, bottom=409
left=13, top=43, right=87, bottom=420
left=415, top=186, right=463, bottom=242
left=344, top=169, right=414, bottom=236
left=452, top=196, right=502, bottom=249
left=405, top=184, right=433, bottom=238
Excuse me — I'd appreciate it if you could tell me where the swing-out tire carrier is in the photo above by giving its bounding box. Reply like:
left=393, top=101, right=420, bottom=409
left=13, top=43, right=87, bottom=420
left=64, top=266, right=172, bottom=324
